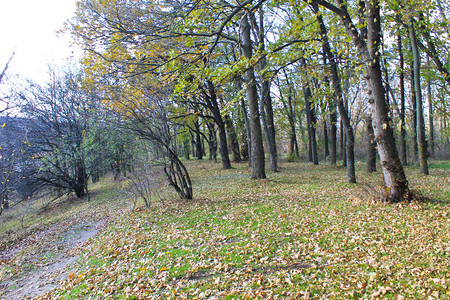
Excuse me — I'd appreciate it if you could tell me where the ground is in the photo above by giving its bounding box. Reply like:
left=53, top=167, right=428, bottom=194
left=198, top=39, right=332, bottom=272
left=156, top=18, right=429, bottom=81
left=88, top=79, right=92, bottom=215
left=0, top=179, right=128, bottom=299
left=0, top=161, right=449, bottom=299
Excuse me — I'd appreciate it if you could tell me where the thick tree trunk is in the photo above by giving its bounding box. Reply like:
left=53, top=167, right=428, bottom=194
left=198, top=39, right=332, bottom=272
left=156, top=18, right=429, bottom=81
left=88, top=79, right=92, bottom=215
left=409, top=21, right=429, bottom=175
left=366, top=116, right=377, bottom=173
left=398, top=33, right=408, bottom=166
left=313, top=0, right=407, bottom=199
left=260, top=81, right=278, bottom=171
left=241, top=14, right=265, bottom=178
left=365, top=3, right=408, bottom=200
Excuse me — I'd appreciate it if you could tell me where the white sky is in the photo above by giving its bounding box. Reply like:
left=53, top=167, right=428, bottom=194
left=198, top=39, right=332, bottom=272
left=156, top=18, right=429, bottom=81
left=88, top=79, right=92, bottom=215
left=0, top=0, right=79, bottom=84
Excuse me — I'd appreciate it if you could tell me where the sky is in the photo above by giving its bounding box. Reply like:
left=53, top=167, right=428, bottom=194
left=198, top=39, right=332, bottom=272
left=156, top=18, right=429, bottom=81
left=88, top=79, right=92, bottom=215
left=0, top=0, right=80, bottom=84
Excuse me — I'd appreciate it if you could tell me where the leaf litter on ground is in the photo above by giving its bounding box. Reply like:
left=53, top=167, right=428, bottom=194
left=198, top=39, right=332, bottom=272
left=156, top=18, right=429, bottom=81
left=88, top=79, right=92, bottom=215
left=3, top=161, right=449, bottom=299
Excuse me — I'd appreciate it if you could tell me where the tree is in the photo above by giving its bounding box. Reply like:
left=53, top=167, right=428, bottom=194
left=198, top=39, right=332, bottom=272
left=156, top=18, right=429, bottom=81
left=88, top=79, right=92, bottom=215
left=0, top=117, right=38, bottom=216
left=312, top=0, right=408, bottom=201
left=398, top=33, right=408, bottom=166
left=18, top=70, right=94, bottom=199
left=312, top=3, right=356, bottom=182
left=409, top=19, right=429, bottom=175
left=118, top=82, right=194, bottom=200
left=254, top=8, right=278, bottom=172
left=366, top=116, right=377, bottom=173
left=241, top=14, right=266, bottom=179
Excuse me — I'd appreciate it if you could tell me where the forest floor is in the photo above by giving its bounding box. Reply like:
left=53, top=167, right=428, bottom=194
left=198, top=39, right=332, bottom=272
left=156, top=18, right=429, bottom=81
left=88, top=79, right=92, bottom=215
left=0, top=178, right=130, bottom=300
left=0, top=160, right=449, bottom=299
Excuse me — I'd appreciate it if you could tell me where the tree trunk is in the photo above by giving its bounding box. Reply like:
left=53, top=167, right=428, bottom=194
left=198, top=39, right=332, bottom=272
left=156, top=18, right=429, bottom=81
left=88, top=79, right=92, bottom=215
left=411, top=65, right=418, bottom=162
left=260, top=81, right=278, bottom=171
left=205, top=80, right=232, bottom=169
left=241, top=14, right=266, bottom=179
left=193, top=120, right=204, bottom=160
left=164, top=149, right=193, bottom=200
left=75, top=159, right=87, bottom=198
left=364, top=2, right=408, bottom=201
left=329, top=108, right=337, bottom=165
left=324, top=121, right=329, bottom=158
left=217, top=120, right=231, bottom=168
left=366, top=116, right=377, bottom=172
left=196, top=125, right=204, bottom=160
left=207, top=122, right=217, bottom=161
left=340, top=121, right=346, bottom=166
left=398, top=33, right=408, bottom=166
left=224, top=114, right=241, bottom=162
left=303, top=82, right=318, bottom=165
left=2, top=193, right=9, bottom=210
left=258, top=10, right=278, bottom=172
left=320, top=48, right=331, bottom=161
left=313, top=0, right=407, bottom=199
left=280, top=72, right=300, bottom=160
left=305, top=92, right=313, bottom=162
left=427, top=66, right=434, bottom=158
left=409, top=21, right=429, bottom=175
left=237, top=78, right=252, bottom=165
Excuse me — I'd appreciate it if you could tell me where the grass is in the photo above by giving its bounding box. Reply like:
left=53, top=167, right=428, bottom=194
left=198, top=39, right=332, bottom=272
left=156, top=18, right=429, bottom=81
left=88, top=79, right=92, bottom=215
left=3, top=160, right=450, bottom=299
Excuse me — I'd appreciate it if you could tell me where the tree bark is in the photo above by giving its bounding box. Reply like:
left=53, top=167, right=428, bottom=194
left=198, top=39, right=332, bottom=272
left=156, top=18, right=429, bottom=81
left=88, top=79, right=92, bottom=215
left=236, top=77, right=252, bottom=165
left=193, top=120, right=204, bottom=160
left=314, top=0, right=407, bottom=200
left=280, top=72, right=300, bottom=159
left=207, top=122, right=217, bottom=161
left=366, top=116, right=377, bottom=173
left=205, top=80, right=232, bottom=169
left=303, top=81, right=319, bottom=165
left=224, top=114, right=241, bottom=162
left=410, top=65, right=418, bottom=163
left=324, top=121, right=329, bottom=158
left=164, top=149, right=193, bottom=199
left=313, top=3, right=355, bottom=181
left=329, top=107, right=337, bottom=165
left=241, top=14, right=265, bottom=179
left=409, top=20, right=429, bottom=175
left=398, top=33, right=408, bottom=166
left=258, top=10, right=278, bottom=172
left=427, top=65, right=434, bottom=158
left=75, top=158, right=87, bottom=198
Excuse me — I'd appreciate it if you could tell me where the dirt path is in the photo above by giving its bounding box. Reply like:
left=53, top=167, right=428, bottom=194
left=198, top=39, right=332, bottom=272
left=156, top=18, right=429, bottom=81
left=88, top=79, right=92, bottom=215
left=0, top=218, right=109, bottom=300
